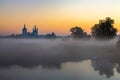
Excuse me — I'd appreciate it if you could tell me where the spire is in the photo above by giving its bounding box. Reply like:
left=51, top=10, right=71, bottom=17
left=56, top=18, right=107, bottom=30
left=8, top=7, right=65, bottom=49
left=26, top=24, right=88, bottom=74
left=24, top=24, right=26, bottom=28
left=33, top=25, right=37, bottom=31
left=22, top=24, right=27, bottom=35
left=34, top=25, right=37, bottom=30
left=35, top=25, right=36, bottom=28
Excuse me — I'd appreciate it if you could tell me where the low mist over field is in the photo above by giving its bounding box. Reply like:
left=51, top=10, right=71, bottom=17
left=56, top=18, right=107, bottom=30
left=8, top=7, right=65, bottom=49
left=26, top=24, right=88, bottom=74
left=0, top=38, right=119, bottom=68
left=1, top=39, right=120, bottom=80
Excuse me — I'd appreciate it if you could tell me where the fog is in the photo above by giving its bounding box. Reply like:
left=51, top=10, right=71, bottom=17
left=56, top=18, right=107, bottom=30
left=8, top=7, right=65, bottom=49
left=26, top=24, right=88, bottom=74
left=1, top=38, right=120, bottom=80
left=0, top=38, right=119, bottom=69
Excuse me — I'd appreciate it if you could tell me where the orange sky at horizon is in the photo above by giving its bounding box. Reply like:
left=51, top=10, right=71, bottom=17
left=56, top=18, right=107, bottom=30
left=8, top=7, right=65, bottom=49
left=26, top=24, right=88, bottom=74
left=1, top=16, right=120, bottom=36
left=0, top=0, right=120, bottom=36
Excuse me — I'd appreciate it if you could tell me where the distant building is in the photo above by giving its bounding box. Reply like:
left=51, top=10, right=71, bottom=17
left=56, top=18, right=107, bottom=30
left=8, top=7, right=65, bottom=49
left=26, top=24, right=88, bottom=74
left=22, top=24, right=27, bottom=35
left=31, top=25, right=38, bottom=37
left=21, top=24, right=39, bottom=38
left=8, top=24, right=58, bottom=39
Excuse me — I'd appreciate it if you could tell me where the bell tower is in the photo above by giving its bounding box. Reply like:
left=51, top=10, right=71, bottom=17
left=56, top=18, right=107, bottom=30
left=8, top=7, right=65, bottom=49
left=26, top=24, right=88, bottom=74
left=22, top=24, right=27, bottom=35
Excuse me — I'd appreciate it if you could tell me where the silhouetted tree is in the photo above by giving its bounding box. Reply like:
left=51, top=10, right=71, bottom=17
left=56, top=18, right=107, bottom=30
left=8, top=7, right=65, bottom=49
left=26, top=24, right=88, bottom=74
left=91, top=17, right=117, bottom=39
left=46, top=32, right=56, bottom=39
left=70, top=26, right=88, bottom=39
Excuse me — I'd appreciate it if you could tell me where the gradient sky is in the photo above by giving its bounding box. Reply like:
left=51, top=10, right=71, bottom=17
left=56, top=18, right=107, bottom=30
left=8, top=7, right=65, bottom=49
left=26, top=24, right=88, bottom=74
left=0, top=0, right=120, bottom=35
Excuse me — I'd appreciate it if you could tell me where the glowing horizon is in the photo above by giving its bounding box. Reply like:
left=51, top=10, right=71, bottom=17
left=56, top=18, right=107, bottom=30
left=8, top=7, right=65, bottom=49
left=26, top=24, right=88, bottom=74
left=0, top=0, right=120, bottom=35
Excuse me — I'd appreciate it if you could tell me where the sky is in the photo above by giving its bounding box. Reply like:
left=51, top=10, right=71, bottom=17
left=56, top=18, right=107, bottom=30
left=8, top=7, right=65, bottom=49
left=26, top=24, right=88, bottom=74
left=0, top=0, right=120, bottom=35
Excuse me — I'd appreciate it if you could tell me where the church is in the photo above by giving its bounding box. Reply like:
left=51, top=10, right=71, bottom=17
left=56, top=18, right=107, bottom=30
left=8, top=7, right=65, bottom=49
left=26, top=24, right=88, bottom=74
left=21, top=24, right=38, bottom=38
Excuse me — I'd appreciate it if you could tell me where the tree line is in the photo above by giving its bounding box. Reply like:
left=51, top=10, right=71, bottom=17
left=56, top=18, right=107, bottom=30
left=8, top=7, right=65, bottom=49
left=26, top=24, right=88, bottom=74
left=70, top=17, right=118, bottom=40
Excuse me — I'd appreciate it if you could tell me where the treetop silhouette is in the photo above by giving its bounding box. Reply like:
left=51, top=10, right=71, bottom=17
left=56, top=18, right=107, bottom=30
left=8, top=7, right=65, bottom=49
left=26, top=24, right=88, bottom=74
left=70, top=26, right=90, bottom=39
left=91, top=17, right=117, bottom=40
